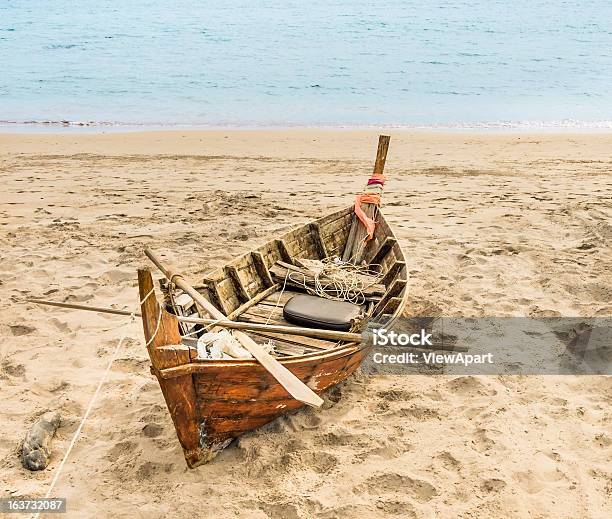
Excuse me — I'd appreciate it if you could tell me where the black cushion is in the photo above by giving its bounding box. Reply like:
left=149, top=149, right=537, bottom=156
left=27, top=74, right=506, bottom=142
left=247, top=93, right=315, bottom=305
left=283, top=294, right=361, bottom=332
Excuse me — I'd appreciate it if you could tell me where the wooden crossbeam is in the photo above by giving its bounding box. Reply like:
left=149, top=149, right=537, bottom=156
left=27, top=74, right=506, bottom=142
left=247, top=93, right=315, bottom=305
left=226, top=283, right=281, bottom=320
left=373, top=278, right=407, bottom=315
left=225, top=265, right=250, bottom=303
left=275, top=239, right=293, bottom=264
left=309, top=223, right=329, bottom=259
left=369, top=236, right=397, bottom=268
left=251, top=251, right=274, bottom=288
left=380, top=260, right=406, bottom=287
left=202, top=277, right=231, bottom=315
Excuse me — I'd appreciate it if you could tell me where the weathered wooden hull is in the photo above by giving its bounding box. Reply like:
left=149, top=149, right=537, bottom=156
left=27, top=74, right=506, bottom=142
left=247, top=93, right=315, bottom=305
left=193, top=345, right=369, bottom=461
left=139, top=206, right=408, bottom=467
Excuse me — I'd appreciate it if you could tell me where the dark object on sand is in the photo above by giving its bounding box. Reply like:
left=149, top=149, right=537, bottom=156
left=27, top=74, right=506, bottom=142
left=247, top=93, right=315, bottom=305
left=22, top=412, right=61, bottom=471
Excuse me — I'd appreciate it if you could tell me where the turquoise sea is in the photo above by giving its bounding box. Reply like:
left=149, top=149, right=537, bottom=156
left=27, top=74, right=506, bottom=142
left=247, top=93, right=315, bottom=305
left=1, top=0, right=611, bottom=129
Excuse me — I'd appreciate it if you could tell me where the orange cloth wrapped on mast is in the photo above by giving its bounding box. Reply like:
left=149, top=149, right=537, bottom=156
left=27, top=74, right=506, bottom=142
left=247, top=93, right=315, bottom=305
left=354, top=175, right=385, bottom=241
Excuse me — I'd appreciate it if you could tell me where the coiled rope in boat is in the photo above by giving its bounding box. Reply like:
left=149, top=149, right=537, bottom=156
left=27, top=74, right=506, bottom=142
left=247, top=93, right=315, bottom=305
left=264, top=257, right=382, bottom=338
left=288, top=257, right=382, bottom=306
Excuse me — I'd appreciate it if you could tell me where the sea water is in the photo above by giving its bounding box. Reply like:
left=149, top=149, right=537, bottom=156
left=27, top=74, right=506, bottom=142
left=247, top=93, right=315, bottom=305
left=1, top=0, right=611, bottom=128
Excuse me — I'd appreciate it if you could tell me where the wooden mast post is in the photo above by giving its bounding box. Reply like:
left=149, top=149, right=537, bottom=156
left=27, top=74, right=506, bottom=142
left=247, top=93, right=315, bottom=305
left=343, top=135, right=390, bottom=264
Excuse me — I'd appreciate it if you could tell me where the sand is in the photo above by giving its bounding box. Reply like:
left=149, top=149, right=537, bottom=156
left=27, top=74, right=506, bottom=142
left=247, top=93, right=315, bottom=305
left=0, top=130, right=610, bottom=518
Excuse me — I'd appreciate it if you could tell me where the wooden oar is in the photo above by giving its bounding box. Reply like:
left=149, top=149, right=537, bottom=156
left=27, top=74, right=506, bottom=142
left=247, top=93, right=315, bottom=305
left=144, top=248, right=324, bottom=408
left=24, top=298, right=363, bottom=343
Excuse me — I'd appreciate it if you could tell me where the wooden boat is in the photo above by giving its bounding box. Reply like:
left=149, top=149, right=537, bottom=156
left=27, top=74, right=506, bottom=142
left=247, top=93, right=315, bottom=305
left=138, top=136, right=408, bottom=467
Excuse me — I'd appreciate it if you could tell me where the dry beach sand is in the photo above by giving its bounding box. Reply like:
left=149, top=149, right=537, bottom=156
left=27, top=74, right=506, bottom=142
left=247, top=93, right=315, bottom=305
left=0, top=130, right=611, bottom=518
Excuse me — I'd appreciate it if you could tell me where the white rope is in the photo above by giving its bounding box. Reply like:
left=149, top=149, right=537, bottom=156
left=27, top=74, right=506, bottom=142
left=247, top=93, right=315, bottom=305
left=286, top=257, right=382, bottom=306
left=180, top=327, right=202, bottom=338
left=265, top=268, right=291, bottom=325
left=144, top=304, right=163, bottom=348
left=34, top=334, right=127, bottom=519
left=262, top=257, right=379, bottom=337
left=33, top=288, right=157, bottom=519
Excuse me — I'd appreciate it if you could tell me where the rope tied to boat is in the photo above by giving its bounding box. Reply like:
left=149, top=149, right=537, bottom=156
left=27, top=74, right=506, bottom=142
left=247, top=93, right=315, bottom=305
left=354, top=174, right=385, bottom=242
left=34, top=287, right=159, bottom=518
left=142, top=287, right=164, bottom=348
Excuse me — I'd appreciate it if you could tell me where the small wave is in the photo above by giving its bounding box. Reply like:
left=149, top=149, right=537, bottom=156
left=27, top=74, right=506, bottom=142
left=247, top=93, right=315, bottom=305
left=425, top=119, right=612, bottom=130
left=0, top=119, right=126, bottom=127
left=44, top=44, right=81, bottom=49
left=2, top=119, right=612, bottom=131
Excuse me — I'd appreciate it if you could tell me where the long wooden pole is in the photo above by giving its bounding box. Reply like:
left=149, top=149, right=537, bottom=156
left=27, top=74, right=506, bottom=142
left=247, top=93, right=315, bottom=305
left=144, top=248, right=324, bottom=408
left=24, top=298, right=363, bottom=343
left=25, top=298, right=467, bottom=353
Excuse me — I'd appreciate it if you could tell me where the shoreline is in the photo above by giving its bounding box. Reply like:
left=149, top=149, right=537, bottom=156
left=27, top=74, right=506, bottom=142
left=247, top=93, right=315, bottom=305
left=3, top=121, right=612, bottom=135
left=3, top=129, right=612, bottom=165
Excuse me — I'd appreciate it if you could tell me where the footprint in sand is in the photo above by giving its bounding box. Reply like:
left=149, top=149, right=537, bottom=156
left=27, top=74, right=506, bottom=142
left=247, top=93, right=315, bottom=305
left=436, top=451, right=462, bottom=473
left=375, top=499, right=417, bottom=517
left=0, top=358, right=26, bottom=378
left=388, top=405, right=440, bottom=421
left=470, top=427, right=501, bottom=453
left=48, top=318, right=73, bottom=333
left=98, top=268, right=134, bottom=284
left=112, top=357, right=149, bottom=374
left=593, top=432, right=611, bottom=448
left=105, top=440, right=139, bottom=462
left=297, top=451, right=338, bottom=474
left=258, top=503, right=300, bottom=519
left=44, top=378, right=70, bottom=393
left=9, top=324, right=36, bottom=336
left=512, top=470, right=546, bottom=494
left=316, top=430, right=369, bottom=448
left=65, top=293, right=94, bottom=303
left=138, top=404, right=167, bottom=424
left=135, top=461, right=174, bottom=479
left=513, top=461, right=569, bottom=495
left=357, top=473, right=438, bottom=503
left=445, top=376, right=497, bottom=397
left=481, top=478, right=507, bottom=493
left=375, top=388, right=415, bottom=401
left=356, top=436, right=411, bottom=461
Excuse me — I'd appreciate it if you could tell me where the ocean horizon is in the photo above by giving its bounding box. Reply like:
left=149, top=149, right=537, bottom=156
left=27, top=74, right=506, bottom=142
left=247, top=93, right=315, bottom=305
left=1, top=0, right=611, bottom=129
